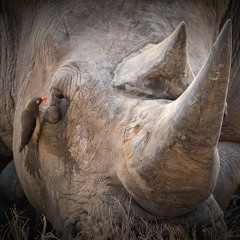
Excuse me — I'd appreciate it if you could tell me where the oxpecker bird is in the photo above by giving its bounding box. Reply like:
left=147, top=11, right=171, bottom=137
left=19, top=96, right=47, bottom=177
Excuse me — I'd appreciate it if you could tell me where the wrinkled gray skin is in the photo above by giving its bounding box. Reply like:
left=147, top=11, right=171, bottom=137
left=1, top=0, right=240, bottom=238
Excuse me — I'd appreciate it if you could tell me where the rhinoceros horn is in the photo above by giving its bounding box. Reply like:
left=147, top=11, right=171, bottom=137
left=113, top=21, right=194, bottom=99
left=118, top=20, right=232, bottom=217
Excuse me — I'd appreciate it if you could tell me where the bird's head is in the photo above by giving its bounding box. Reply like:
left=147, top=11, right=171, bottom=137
left=26, top=96, right=47, bottom=113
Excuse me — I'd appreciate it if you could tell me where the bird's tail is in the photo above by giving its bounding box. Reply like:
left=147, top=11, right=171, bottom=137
left=25, top=142, right=41, bottom=178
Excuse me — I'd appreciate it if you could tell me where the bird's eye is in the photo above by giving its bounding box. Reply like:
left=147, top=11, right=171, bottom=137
left=36, top=100, right=41, bottom=104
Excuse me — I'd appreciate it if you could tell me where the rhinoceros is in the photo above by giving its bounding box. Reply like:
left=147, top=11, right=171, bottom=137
left=1, top=0, right=240, bottom=238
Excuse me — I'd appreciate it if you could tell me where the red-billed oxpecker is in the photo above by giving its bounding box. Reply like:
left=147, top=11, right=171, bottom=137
left=19, top=96, right=47, bottom=178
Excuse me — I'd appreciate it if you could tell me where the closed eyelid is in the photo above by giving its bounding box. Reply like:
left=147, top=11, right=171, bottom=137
left=51, top=63, right=82, bottom=100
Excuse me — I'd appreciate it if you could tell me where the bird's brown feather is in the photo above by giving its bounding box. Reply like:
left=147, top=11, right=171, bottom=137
left=19, top=110, right=36, bottom=152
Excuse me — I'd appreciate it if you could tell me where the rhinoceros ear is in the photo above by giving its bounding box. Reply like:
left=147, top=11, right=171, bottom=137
left=113, top=21, right=194, bottom=99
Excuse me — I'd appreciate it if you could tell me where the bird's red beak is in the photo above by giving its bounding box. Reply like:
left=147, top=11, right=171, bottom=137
left=41, top=96, right=47, bottom=101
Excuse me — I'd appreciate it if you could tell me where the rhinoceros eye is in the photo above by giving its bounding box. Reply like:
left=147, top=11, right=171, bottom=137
left=52, top=88, right=66, bottom=101
left=55, top=93, right=65, bottom=99
left=45, top=87, right=69, bottom=124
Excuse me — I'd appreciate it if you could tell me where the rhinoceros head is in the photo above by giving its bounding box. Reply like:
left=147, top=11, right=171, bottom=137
left=11, top=1, right=232, bottom=237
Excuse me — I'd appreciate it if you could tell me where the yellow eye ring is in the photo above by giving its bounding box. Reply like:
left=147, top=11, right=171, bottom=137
left=36, top=100, right=40, bottom=104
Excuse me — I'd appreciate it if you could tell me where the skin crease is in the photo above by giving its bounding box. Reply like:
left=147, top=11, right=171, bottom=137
left=1, top=0, right=240, bottom=237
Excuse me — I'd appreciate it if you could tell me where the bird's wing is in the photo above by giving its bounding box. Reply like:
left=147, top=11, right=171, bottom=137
left=25, top=141, right=41, bottom=178
left=19, top=110, right=36, bottom=152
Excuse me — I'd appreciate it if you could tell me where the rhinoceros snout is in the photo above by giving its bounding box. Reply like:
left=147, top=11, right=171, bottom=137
left=116, top=20, right=232, bottom=218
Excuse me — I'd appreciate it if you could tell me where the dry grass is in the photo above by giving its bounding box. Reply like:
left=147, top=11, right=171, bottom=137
left=77, top=198, right=190, bottom=240
left=0, top=207, right=57, bottom=240
left=0, top=207, right=29, bottom=240
left=0, top=203, right=240, bottom=240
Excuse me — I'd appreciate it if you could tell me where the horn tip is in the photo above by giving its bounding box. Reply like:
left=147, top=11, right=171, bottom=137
left=170, top=21, right=187, bottom=44
left=179, top=21, right=186, bottom=27
left=221, top=19, right=232, bottom=37
left=176, top=21, right=186, bottom=34
left=225, top=19, right=232, bottom=26
left=213, top=19, right=232, bottom=51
